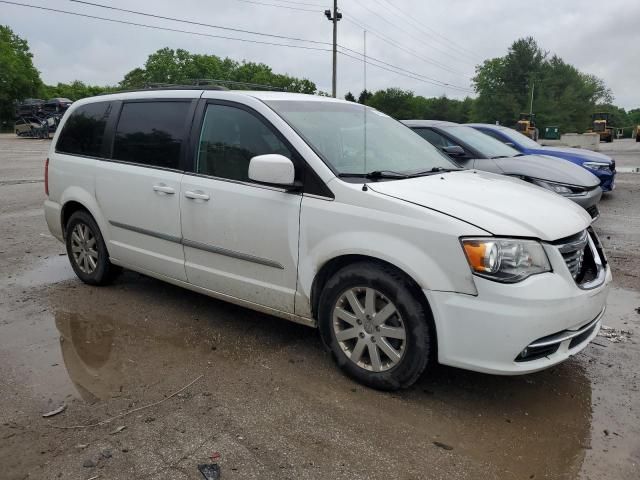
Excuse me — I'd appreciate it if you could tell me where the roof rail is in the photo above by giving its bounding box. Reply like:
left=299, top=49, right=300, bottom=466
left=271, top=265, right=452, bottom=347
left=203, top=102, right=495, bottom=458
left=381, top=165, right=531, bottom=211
left=100, top=78, right=285, bottom=96
left=190, top=79, right=285, bottom=91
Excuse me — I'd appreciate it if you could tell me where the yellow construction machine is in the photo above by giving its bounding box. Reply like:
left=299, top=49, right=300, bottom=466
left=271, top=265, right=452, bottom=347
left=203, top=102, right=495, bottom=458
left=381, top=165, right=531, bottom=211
left=588, top=112, right=614, bottom=143
left=516, top=113, right=539, bottom=141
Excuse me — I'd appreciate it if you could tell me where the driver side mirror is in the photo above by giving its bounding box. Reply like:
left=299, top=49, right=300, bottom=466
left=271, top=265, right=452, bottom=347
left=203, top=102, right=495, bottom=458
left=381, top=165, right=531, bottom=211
left=248, top=154, right=298, bottom=189
left=441, top=145, right=466, bottom=157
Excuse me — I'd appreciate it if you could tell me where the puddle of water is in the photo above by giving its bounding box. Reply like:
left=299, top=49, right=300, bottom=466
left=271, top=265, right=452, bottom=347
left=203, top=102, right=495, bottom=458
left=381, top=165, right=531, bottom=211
left=11, top=254, right=75, bottom=287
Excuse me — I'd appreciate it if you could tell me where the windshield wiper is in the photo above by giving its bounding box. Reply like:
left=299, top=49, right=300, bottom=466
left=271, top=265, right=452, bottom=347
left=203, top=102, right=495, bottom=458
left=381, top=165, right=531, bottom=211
left=406, top=166, right=462, bottom=177
left=338, top=170, right=409, bottom=180
left=338, top=167, right=461, bottom=180
left=490, top=155, right=510, bottom=159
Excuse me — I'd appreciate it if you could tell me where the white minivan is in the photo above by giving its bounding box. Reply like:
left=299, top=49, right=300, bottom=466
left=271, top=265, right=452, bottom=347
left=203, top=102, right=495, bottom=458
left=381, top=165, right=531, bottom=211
left=44, top=89, right=611, bottom=390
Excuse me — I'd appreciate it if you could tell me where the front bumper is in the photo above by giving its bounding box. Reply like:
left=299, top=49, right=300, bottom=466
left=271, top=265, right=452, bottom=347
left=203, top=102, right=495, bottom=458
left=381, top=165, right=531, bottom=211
left=565, top=187, right=601, bottom=217
left=424, top=242, right=611, bottom=375
left=594, top=169, right=615, bottom=192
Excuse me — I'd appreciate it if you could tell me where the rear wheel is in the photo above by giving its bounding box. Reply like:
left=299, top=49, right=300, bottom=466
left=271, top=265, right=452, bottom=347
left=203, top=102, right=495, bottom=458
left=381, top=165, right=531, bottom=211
left=318, top=262, right=433, bottom=390
left=65, top=210, right=118, bottom=285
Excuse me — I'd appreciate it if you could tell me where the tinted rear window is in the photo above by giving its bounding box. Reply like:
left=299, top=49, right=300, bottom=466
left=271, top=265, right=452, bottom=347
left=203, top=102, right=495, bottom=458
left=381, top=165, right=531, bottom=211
left=56, top=102, right=112, bottom=157
left=112, top=101, right=191, bottom=170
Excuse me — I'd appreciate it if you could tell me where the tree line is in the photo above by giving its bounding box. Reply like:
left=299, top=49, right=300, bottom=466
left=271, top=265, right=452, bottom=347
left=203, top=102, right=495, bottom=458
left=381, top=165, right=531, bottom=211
left=2, top=25, right=639, bottom=134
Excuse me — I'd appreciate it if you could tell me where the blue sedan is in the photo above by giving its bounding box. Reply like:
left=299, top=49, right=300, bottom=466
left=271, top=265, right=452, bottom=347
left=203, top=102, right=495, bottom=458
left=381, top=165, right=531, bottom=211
left=468, top=123, right=616, bottom=192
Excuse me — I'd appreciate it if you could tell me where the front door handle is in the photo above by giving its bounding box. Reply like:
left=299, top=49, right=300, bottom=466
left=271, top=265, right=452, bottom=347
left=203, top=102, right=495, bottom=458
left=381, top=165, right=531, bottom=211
left=184, top=190, right=210, bottom=201
left=153, top=184, right=175, bottom=194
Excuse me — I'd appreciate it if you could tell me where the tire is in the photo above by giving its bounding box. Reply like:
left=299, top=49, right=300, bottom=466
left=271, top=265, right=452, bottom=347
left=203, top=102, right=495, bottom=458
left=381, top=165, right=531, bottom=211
left=318, top=261, right=433, bottom=390
left=65, top=210, right=119, bottom=285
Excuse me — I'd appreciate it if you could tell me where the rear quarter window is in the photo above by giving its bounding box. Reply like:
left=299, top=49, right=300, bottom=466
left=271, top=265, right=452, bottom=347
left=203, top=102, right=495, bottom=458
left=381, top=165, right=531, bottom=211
left=56, top=102, right=113, bottom=157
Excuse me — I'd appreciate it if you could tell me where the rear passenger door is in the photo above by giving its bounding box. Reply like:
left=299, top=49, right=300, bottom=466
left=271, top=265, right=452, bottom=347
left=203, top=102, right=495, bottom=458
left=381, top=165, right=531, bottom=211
left=95, top=99, right=195, bottom=281
left=180, top=101, right=302, bottom=313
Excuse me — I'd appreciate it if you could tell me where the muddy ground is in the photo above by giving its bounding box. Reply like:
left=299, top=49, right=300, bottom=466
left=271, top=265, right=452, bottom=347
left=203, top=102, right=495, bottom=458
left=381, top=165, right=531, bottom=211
left=0, top=134, right=639, bottom=480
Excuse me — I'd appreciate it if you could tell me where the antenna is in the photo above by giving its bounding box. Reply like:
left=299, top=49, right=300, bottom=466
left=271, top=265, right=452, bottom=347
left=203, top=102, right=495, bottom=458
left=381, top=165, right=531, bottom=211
left=363, top=29, right=368, bottom=187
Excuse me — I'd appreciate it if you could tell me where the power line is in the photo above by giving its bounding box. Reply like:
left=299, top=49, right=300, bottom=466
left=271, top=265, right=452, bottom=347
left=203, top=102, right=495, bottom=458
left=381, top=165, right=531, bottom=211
left=374, top=0, right=481, bottom=61
left=342, top=16, right=470, bottom=77
left=69, top=0, right=330, bottom=46
left=68, top=0, right=471, bottom=93
left=231, top=0, right=320, bottom=13
left=347, top=0, right=478, bottom=65
left=1, top=1, right=332, bottom=52
left=338, top=50, right=473, bottom=94
left=337, top=45, right=473, bottom=92
left=256, top=0, right=325, bottom=7
left=4, top=0, right=476, bottom=96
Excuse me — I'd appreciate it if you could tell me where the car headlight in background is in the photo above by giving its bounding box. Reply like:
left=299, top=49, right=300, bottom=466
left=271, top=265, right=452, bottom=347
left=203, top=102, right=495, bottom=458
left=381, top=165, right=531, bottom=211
left=530, top=178, right=584, bottom=196
left=583, top=161, right=611, bottom=172
left=461, top=238, right=551, bottom=283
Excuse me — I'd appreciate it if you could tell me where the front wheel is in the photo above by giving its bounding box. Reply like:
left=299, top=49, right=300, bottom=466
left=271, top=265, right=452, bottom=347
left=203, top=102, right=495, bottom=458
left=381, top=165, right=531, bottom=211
left=318, top=262, right=433, bottom=390
left=65, top=210, right=119, bottom=285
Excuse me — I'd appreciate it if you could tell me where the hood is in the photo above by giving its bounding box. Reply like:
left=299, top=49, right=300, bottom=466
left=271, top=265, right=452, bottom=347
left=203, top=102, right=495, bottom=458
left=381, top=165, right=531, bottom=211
left=368, top=170, right=591, bottom=241
left=490, top=154, right=600, bottom=188
left=537, top=146, right=613, bottom=164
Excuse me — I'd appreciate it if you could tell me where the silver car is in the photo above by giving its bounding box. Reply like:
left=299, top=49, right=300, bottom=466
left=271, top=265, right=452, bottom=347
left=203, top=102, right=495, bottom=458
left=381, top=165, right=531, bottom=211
left=402, top=120, right=602, bottom=220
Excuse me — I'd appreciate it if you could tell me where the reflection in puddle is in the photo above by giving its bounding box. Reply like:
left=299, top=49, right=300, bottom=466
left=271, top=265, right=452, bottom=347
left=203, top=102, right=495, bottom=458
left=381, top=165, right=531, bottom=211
left=56, top=312, right=115, bottom=403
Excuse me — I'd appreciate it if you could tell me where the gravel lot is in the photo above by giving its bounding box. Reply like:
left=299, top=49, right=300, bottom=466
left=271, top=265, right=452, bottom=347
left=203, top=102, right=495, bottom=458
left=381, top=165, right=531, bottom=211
left=1, top=134, right=638, bottom=480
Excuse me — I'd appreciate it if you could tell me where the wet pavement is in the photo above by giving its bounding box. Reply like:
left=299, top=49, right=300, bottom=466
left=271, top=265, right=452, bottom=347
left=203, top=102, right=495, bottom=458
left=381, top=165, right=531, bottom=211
left=1, top=134, right=639, bottom=479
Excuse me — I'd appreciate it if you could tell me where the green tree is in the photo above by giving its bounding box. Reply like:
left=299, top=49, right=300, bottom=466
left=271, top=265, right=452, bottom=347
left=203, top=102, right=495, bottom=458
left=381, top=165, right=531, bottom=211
left=472, top=37, right=612, bottom=132
left=357, top=89, right=372, bottom=104
left=366, top=88, right=418, bottom=119
left=40, top=80, right=115, bottom=101
left=119, top=48, right=316, bottom=93
left=344, top=91, right=356, bottom=102
left=0, top=25, right=42, bottom=122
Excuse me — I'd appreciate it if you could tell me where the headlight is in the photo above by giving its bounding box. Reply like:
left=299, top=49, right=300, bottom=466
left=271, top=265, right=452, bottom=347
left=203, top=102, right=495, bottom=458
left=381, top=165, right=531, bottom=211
left=461, top=238, right=551, bottom=283
left=530, top=178, right=582, bottom=196
left=583, top=161, right=611, bottom=172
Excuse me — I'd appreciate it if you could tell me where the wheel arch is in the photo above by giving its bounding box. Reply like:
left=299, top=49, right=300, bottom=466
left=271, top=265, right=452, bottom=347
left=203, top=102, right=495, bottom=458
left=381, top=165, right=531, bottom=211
left=310, top=254, right=438, bottom=364
left=59, top=188, right=110, bottom=247
left=311, top=255, right=435, bottom=325
left=61, top=200, right=90, bottom=237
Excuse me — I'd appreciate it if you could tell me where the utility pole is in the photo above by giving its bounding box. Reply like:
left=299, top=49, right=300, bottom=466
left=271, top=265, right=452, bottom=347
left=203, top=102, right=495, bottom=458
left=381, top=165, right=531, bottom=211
left=529, top=80, right=535, bottom=116
left=325, top=1, right=342, bottom=97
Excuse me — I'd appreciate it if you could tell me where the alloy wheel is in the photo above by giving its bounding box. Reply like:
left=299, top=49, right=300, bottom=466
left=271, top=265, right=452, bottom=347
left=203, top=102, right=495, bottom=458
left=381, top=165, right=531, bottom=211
left=332, top=287, right=407, bottom=372
left=70, top=223, right=99, bottom=274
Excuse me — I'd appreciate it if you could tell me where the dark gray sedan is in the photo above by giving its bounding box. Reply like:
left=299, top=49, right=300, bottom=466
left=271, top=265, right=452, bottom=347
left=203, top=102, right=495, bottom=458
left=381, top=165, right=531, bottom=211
left=402, top=120, right=602, bottom=220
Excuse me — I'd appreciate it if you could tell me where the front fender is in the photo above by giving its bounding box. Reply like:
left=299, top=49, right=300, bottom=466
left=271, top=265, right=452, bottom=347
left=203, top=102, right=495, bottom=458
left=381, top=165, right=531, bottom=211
left=295, top=200, right=481, bottom=317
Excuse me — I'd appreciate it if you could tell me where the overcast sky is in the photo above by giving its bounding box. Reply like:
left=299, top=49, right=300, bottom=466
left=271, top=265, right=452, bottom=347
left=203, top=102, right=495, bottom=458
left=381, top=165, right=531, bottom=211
left=3, top=0, right=639, bottom=109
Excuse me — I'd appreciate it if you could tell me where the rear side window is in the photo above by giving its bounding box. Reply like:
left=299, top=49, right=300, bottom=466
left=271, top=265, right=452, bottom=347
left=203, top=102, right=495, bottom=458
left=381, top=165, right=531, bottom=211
left=56, top=102, right=112, bottom=157
left=413, top=128, right=457, bottom=148
left=481, top=129, right=506, bottom=143
left=197, top=104, right=293, bottom=182
left=113, top=101, right=191, bottom=170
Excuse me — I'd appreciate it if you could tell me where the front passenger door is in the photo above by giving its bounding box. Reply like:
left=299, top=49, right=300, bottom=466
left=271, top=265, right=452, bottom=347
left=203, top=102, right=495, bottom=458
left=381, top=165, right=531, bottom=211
left=180, top=102, right=302, bottom=313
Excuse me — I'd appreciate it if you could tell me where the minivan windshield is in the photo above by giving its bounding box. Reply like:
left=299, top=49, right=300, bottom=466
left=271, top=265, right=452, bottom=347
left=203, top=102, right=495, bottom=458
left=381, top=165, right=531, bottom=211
left=265, top=100, right=456, bottom=176
left=493, top=126, right=541, bottom=149
left=440, top=125, right=522, bottom=159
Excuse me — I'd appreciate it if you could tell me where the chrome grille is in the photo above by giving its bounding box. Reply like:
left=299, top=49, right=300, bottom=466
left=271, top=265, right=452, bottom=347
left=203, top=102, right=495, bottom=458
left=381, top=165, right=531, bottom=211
left=557, top=230, right=588, bottom=280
